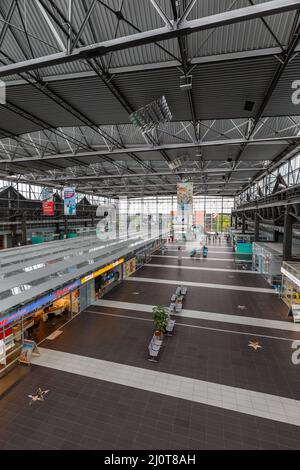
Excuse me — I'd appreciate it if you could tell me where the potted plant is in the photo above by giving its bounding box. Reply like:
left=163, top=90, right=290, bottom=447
left=152, top=305, right=168, bottom=337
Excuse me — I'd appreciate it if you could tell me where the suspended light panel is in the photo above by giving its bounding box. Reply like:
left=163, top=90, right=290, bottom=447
left=129, top=96, right=172, bottom=133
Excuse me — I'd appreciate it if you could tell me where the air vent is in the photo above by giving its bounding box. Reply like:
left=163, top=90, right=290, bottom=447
left=244, top=100, right=255, bottom=111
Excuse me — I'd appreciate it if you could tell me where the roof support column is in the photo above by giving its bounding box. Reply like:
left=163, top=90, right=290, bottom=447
left=254, top=212, right=260, bottom=242
left=21, top=212, right=27, bottom=245
left=273, top=228, right=280, bottom=243
left=241, top=213, right=246, bottom=233
left=283, top=209, right=294, bottom=261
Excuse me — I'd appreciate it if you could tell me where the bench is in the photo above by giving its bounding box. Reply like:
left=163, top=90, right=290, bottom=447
left=175, top=286, right=181, bottom=296
left=181, top=286, right=187, bottom=296
left=169, top=302, right=176, bottom=312
left=148, top=335, right=163, bottom=362
left=166, top=318, right=175, bottom=336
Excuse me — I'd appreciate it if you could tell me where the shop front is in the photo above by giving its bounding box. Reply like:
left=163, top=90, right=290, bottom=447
left=252, top=242, right=282, bottom=288
left=81, top=258, right=124, bottom=300
left=0, top=279, right=81, bottom=374
left=281, top=261, right=300, bottom=322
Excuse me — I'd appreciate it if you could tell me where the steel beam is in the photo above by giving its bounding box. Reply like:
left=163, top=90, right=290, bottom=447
left=0, top=0, right=17, bottom=48
left=70, top=0, right=98, bottom=52
left=232, top=11, right=300, bottom=191
left=0, top=136, right=296, bottom=164
left=0, top=0, right=298, bottom=77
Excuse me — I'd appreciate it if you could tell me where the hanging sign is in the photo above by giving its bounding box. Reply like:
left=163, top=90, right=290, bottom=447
left=177, top=182, right=193, bottom=212
left=64, top=187, right=76, bottom=216
left=42, top=188, right=54, bottom=216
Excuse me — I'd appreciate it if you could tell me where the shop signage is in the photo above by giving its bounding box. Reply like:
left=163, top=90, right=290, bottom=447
left=0, top=279, right=81, bottom=328
left=81, top=258, right=124, bottom=284
left=281, top=267, right=300, bottom=288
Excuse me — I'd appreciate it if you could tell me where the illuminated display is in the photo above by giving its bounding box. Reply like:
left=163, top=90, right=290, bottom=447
left=81, top=258, right=124, bottom=284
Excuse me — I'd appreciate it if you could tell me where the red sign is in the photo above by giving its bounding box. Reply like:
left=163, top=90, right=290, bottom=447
left=42, top=200, right=54, bottom=216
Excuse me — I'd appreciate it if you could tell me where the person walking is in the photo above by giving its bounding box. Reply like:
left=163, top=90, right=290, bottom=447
left=177, top=245, right=182, bottom=261
left=203, top=245, right=208, bottom=258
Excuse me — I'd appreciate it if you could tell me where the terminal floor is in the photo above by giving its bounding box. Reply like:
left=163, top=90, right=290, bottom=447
left=1, top=243, right=300, bottom=450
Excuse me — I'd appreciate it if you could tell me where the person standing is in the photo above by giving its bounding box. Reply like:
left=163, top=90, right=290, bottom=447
left=178, top=246, right=182, bottom=261
left=203, top=245, right=208, bottom=258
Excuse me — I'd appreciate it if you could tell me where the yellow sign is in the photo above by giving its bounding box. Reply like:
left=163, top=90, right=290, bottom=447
left=81, top=258, right=124, bottom=284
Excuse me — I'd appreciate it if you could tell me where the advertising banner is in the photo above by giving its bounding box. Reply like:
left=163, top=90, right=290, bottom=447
left=42, top=188, right=54, bottom=216
left=64, top=187, right=76, bottom=216
left=177, top=182, right=193, bottom=212
left=0, top=339, right=6, bottom=365
left=291, top=304, right=300, bottom=323
left=195, top=210, right=204, bottom=226
left=19, top=340, right=40, bottom=365
left=124, top=258, right=136, bottom=278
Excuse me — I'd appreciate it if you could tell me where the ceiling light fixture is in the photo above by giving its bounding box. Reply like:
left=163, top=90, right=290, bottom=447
left=179, top=75, right=192, bottom=90
left=129, top=96, right=172, bottom=133
left=168, top=156, right=187, bottom=170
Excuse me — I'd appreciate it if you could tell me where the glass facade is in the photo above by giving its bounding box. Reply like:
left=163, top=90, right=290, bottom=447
left=235, top=152, right=300, bottom=207
left=0, top=179, right=112, bottom=205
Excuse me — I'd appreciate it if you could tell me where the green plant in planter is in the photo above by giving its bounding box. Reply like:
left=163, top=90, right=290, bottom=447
left=153, top=305, right=168, bottom=335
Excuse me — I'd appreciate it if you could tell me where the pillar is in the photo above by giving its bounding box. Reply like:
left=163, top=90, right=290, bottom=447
left=241, top=214, right=246, bottom=233
left=254, top=212, right=259, bottom=242
left=283, top=210, right=293, bottom=261
left=64, top=216, right=69, bottom=238
left=21, top=212, right=27, bottom=245
left=148, top=214, right=151, bottom=239
left=234, top=215, right=238, bottom=230
left=159, top=213, right=162, bottom=240
left=273, top=229, right=279, bottom=243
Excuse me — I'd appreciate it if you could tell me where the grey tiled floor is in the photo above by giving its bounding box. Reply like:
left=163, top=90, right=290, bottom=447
left=1, top=365, right=300, bottom=450
left=1, top=242, right=299, bottom=449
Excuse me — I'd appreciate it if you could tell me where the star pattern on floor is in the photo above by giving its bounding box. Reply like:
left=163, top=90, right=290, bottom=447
left=237, top=305, right=247, bottom=310
left=28, top=388, right=49, bottom=405
left=248, top=341, right=263, bottom=350
left=133, top=292, right=140, bottom=295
